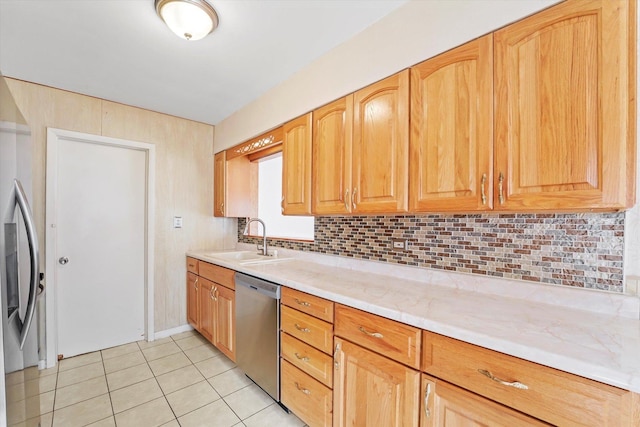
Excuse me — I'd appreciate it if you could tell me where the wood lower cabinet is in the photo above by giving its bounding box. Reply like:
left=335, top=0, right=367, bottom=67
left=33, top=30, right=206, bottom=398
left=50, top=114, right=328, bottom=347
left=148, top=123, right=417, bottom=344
left=333, top=337, right=420, bottom=427
left=282, top=113, right=312, bottom=215
left=185, top=258, right=236, bottom=362
left=197, top=278, right=215, bottom=342
left=282, top=360, right=332, bottom=427
left=186, top=271, right=198, bottom=329
left=420, top=375, right=548, bottom=426
left=494, top=0, right=636, bottom=210
left=422, top=331, right=636, bottom=426
left=281, top=288, right=335, bottom=427
left=410, top=34, right=493, bottom=212
left=214, top=284, right=236, bottom=362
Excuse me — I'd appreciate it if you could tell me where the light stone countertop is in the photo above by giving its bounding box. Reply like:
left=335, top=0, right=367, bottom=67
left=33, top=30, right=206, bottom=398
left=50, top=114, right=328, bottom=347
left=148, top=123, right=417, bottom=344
left=187, top=246, right=640, bottom=393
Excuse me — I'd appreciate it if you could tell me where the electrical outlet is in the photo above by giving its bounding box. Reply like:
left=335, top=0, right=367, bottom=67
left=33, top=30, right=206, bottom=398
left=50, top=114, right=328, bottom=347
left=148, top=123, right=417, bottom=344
left=392, top=238, right=408, bottom=251
left=173, top=216, right=183, bottom=228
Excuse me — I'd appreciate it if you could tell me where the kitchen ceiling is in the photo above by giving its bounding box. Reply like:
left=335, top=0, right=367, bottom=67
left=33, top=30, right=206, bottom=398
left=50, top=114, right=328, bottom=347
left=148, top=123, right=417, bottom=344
left=0, top=0, right=408, bottom=125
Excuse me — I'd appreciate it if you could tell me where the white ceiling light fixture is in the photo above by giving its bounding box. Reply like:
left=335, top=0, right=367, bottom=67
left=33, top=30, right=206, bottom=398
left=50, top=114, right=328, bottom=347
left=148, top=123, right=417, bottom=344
left=155, top=0, right=219, bottom=41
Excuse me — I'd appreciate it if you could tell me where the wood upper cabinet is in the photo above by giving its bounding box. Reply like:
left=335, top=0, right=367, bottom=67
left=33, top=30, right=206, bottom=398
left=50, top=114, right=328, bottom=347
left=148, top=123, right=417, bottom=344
left=198, top=278, right=215, bottom=342
left=352, top=70, right=410, bottom=213
left=282, top=113, right=312, bottom=215
left=410, top=35, right=493, bottom=212
left=213, top=151, right=226, bottom=217
left=214, top=284, right=236, bottom=362
left=494, top=0, right=636, bottom=210
left=213, top=150, right=258, bottom=218
left=186, top=271, right=198, bottom=328
left=420, top=375, right=548, bottom=427
left=333, top=337, right=420, bottom=427
left=312, top=95, right=353, bottom=214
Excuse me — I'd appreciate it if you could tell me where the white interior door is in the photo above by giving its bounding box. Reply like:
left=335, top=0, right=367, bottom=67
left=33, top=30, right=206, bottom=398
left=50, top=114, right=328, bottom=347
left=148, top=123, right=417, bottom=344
left=49, top=132, right=148, bottom=358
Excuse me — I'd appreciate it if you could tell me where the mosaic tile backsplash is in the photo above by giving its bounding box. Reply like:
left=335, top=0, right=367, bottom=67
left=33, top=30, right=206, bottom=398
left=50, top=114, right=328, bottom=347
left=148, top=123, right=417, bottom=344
left=238, top=213, right=625, bottom=292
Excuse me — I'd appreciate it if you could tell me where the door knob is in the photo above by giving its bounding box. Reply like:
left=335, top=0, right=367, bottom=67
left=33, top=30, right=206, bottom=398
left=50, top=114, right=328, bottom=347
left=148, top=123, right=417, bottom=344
left=58, top=257, right=69, bottom=265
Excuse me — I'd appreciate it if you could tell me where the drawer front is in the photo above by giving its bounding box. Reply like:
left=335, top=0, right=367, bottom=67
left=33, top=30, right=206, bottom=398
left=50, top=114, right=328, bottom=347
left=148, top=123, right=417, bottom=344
left=198, top=261, right=235, bottom=290
left=281, top=332, right=333, bottom=388
left=186, top=257, right=198, bottom=274
left=334, top=304, right=421, bottom=369
left=422, top=331, right=633, bottom=427
left=281, top=305, right=333, bottom=354
left=281, top=360, right=332, bottom=427
left=282, top=287, right=334, bottom=323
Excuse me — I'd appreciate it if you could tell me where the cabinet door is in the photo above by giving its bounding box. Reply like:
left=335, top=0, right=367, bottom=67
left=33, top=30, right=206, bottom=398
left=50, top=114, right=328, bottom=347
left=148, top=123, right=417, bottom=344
left=352, top=70, right=410, bottom=213
left=213, top=151, right=226, bottom=217
left=198, top=278, right=215, bottom=342
left=282, top=113, right=312, bottom=215
left=420, top=375, right=548, bottom=427
left=312, top=95, right=353, bottom=214
left=494, top=0, right=635, bottom=210
left=410, top=35, right=493, bottom=212
left=214, top=285, right=236, bottom=362
left=186, top=272, right=199, bottom=329
left=333, top=337, right=419, bottom=427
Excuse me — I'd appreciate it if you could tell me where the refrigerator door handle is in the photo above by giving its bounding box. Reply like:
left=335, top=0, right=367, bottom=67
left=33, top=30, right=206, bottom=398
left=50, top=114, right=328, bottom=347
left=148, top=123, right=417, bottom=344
left=13, top=179, right=40, bottom=350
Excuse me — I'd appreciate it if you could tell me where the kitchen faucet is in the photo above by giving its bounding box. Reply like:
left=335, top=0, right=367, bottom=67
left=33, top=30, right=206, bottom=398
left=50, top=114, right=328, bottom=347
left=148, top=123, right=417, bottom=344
left=243, top=218, right=269, bottom=256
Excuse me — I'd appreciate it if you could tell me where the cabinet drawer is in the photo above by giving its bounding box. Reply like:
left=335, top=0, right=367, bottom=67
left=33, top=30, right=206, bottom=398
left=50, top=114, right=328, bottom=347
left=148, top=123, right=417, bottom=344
left=186, top=257, right=198, bottom=274
left=281, top=306, right=333, bottom=354
left=334, top=304, right=421, bottom=369
left=281, top=360, right=332, bottom=427
left=198, top=262, right=235, bottom=290
left=281, top=332, right=333, bottom=388
left=282, top=287, right=334, bottom=323
left=422, top=331, right=634, bottom=426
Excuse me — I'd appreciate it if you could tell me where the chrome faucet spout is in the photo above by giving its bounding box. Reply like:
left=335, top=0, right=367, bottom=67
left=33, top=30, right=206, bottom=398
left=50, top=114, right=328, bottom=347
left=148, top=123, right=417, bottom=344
left=245, top=218, right=269, bottom=256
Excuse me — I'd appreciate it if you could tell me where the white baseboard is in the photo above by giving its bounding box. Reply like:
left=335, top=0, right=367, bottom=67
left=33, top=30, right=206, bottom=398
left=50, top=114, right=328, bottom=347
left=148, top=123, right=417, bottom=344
left=152, top=324, right=194, bottom=340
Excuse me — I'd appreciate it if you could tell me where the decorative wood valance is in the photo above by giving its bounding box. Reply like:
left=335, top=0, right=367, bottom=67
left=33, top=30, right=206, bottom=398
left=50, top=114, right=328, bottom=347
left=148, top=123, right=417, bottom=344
left=225, top=126, right=283, bottom=160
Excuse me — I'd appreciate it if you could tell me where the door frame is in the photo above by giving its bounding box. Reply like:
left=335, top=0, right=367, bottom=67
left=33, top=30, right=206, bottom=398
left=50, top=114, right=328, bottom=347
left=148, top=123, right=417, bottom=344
left=45, top=128, right=156, bottom=367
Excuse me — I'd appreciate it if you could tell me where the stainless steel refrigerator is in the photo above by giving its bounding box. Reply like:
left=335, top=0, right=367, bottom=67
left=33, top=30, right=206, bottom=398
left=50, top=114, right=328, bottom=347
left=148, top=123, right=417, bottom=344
left=0, top=73, right=43, bottom=426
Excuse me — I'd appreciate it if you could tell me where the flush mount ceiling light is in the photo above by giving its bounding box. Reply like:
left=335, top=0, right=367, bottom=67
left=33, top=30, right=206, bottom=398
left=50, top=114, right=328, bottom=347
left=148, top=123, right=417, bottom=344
left=155, top=0, right=219, bottom=41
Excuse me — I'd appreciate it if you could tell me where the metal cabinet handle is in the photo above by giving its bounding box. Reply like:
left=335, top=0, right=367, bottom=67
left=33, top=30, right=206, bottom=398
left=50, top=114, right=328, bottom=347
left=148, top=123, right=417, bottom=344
left=481, top=173, right=487, bottom=205
left=294, top=323, right=311, bottom=333
left=194, top=277, right=199, bottom=290
left=424, top=382, right=432, bottom=418
left=295, top=298, right=311, bottom=307
left=498, top=172, right=505, bottom=205
left=352, top=187, right=357, bottom=209
left=477, top=369, right=528, bottom=390
left=295, top=382, right=311, bottom=395
left=294, top=353, right=310, bottom=362
left=334, top=342, right=341, bottom=370
left=281, top=196, right=285, bottom=213
left=359, top=326, right=383, bottom=338
left=344, top=189, right=349, bottom=211
left=212, top=286, right=218, bottom=301
left=220, top=202, right=224, bottom=213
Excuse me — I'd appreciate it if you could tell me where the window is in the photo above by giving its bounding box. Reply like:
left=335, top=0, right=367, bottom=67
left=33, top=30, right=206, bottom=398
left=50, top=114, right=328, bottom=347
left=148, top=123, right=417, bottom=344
left=256, top=152, right=314, bottom=240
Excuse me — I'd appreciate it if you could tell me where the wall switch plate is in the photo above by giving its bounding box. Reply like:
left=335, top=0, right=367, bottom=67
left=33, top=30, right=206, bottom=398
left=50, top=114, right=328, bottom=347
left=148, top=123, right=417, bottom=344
left=173, top=216, right=183, bottom=228
left=392, top=238, right=408, bottom=251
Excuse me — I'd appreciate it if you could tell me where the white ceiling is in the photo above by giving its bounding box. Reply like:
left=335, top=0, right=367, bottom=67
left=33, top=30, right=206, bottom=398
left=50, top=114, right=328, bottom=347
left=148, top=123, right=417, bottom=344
left=0, top=0, right=408, bottom=125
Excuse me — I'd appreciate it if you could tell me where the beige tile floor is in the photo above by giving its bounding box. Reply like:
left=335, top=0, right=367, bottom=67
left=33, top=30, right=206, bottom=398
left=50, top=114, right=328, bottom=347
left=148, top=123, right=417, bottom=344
left=6, top=330, right=306, bottom=427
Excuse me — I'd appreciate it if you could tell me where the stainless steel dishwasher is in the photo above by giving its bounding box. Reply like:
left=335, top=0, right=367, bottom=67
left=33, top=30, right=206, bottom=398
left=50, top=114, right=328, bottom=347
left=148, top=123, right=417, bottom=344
left=235, top=272, right=282, bottom=402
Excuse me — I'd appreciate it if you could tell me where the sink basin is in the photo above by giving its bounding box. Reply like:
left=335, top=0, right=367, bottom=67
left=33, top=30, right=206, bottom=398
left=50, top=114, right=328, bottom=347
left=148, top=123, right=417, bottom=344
left=203, top=251, right=293, bottom=265
left=204, top=251, right=265, bottom=262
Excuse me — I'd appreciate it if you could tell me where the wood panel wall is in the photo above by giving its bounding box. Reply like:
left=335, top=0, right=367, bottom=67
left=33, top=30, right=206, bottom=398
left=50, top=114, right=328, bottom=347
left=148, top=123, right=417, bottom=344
left=5, top=78, right=235, bottom=333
